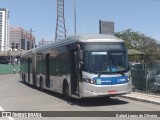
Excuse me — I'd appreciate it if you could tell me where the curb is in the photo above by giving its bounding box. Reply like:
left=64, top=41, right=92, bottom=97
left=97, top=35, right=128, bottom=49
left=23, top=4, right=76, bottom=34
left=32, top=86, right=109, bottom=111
left=120, top=95, right=160, bottom=105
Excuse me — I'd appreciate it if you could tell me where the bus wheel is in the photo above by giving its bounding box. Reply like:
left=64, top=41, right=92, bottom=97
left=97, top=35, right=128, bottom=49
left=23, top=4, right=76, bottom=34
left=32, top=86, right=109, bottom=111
left=107, top=96, right=111, bottom=99
left=105, top=96, right=111, bottom=101
left=63, top=82, right=70, bottom=101
left=40, top=77, right=44, bottom=91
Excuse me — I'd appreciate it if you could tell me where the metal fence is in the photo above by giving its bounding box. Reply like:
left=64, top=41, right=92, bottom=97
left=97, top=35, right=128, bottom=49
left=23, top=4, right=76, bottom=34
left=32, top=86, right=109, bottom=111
left=131, top=63, right=160, bottom=94
left=0, top=64, right=20, bottom=75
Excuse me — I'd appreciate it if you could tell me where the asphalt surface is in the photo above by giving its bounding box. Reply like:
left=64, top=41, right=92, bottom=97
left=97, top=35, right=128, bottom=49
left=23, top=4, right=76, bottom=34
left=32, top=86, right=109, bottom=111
left=0, top=74, right=159, bottom=120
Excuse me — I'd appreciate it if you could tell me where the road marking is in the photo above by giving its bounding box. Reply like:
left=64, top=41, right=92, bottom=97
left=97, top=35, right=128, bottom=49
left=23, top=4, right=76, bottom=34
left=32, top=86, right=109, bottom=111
left=0, top=106, right=15, bottom=120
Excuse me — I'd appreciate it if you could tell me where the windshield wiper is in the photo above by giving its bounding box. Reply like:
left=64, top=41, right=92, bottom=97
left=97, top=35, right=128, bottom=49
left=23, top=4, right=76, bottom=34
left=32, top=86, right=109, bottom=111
left=97, top=63, right=107, bottom=77
left=97, top=72, right=102, bottom=77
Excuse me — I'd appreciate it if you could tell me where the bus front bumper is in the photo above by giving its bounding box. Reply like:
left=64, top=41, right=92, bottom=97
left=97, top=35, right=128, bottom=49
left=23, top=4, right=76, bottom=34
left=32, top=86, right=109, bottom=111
left=80, top=81, right=132, bottom=98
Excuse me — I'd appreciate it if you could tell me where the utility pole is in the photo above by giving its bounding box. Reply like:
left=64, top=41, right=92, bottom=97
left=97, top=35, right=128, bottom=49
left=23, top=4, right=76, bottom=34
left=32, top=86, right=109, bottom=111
left=55, top=0, right=66, bottom=41
left=74, top=0, right=77, bottom=35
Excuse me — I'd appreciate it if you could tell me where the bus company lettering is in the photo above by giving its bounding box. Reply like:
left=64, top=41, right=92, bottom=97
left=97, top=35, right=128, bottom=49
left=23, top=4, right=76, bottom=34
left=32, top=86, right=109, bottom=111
left=102, top=80, right=111, bottom=83
left=96, top=79, right=111, bottom=84
left=118, top=78, right=126, bottom=82
left=105, top=80, right=111, bottom=82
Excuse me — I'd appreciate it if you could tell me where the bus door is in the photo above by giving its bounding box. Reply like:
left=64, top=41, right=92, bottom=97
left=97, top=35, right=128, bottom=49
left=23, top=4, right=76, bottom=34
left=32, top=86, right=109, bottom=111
left=45, top=54, right=50, bottom=88
left=71, top=50, right=80, bottom=95
left=28, top=58, right=30, bottom=82
left=32, top=53, right=36, bottom=86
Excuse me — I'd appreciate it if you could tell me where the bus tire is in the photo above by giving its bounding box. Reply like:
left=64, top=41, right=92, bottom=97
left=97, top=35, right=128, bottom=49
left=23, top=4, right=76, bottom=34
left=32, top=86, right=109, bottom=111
left=40, top=77, right=44, bottom=91
left=105, top=96, right=111, bottom=100
left=63, top=81, right=70, bottom=101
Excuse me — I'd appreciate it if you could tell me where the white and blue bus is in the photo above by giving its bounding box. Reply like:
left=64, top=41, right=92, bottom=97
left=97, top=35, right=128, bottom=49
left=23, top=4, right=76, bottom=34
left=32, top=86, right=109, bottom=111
left=20, top=34, right=132, bottom=99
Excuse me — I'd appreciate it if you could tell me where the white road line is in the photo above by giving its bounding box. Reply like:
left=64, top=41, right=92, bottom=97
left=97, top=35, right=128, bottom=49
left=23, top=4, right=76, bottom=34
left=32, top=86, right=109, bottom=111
left=0, top=106, right=15, bottom=120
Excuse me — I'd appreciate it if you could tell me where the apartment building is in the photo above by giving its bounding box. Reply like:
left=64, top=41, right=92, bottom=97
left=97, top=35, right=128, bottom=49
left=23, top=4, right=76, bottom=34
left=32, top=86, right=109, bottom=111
left=10, top=27, right=35, bottom=51
left=0, top=8, right=9, bottom=51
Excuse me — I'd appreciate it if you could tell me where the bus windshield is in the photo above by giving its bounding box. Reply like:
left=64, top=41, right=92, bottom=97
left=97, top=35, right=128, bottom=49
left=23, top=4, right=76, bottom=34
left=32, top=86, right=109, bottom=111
left=83, top=51, right=129, bottom=74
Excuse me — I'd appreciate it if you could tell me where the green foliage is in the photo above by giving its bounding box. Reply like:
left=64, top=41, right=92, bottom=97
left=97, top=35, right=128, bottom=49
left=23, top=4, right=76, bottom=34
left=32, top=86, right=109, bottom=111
left=115, top=29, right=160, bottom=63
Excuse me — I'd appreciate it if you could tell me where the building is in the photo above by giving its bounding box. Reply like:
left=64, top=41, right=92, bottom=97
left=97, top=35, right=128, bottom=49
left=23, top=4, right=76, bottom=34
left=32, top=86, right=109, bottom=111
left=0, top=8, right=10, bottom=51
left=9, top=27, right=35, bottom=51
left=10, top=27, right=23, bottom=50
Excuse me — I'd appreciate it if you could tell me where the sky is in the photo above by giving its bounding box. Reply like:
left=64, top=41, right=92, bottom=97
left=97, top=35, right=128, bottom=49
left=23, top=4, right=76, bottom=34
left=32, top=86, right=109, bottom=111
left=0, top=0, right=160, bottom=44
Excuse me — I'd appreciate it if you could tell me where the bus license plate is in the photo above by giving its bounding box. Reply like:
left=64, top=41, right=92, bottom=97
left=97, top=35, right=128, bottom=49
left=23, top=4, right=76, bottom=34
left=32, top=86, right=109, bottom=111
left=108, top=90, right=117, bottom=94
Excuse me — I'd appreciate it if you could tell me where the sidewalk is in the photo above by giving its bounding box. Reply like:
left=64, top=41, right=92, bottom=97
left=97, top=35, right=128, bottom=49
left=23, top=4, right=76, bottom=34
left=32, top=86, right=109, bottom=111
left=121, top=92, right=160, bottom=105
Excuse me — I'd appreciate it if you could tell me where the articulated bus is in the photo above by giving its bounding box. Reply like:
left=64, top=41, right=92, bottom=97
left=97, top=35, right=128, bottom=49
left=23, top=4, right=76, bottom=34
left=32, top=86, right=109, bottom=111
left=20, top=34, right=132, bottom=99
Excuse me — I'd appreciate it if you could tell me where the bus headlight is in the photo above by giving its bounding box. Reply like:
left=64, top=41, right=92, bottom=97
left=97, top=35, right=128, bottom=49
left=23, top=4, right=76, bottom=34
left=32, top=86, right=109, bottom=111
left=127, top=74, right=132, bottom=81
left=83, top=77, right=96, bottom=84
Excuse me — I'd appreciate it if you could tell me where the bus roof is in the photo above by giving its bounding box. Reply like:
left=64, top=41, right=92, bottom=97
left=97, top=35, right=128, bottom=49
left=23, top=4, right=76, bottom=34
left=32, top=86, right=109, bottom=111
left=22, top=34, right=124, bottom=56
left=38, top=34, right=123, bottom=48
left=63, top=34, right=124, bottom=42
left=64, top=34, right=122, bottom=42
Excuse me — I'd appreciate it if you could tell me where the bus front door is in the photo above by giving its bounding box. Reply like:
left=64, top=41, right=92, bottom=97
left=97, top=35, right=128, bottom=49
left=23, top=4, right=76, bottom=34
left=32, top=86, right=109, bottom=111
left=71, top=50, right=80, bottom=95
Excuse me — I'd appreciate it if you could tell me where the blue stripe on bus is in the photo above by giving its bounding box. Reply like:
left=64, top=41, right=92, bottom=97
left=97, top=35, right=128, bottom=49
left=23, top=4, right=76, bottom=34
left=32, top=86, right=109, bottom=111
left=93, top=76, right=128, bottom=85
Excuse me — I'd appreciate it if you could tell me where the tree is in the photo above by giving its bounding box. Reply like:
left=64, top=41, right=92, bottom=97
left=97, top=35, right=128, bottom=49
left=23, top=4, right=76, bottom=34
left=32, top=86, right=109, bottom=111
left=115, top=29, right=160, bottom=63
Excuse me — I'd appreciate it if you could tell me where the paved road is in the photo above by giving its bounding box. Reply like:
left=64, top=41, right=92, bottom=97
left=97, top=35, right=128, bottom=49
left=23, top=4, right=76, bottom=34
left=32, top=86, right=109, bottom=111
left=0, top=74, right=159, bottom=120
